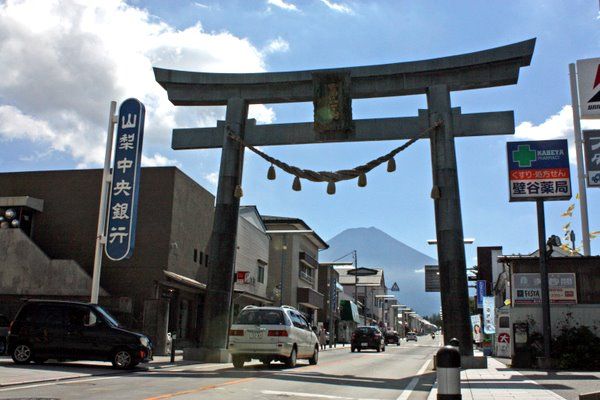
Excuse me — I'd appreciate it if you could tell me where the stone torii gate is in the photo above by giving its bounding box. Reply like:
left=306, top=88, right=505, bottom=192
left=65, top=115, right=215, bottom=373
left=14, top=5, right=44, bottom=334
left=154, top=39, right=535, bottom=360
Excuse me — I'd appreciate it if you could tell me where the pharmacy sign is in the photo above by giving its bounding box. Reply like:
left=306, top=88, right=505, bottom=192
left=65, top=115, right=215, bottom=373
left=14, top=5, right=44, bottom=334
left=507, top=139, right=571, bottom=202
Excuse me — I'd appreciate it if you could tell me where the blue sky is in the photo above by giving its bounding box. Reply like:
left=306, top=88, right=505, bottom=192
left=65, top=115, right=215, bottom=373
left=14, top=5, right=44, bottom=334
left=0, top=0, right=599, bottom=265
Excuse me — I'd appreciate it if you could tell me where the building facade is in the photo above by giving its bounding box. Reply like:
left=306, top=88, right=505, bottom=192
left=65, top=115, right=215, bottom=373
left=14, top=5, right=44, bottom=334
left=262, top=216, right=328, bottom=324
left=0, top=167, right=215, bottom=354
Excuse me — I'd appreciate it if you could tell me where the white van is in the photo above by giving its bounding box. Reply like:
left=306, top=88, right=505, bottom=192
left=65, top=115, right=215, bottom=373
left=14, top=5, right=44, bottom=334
left=228, top=306, right=319, bottom=368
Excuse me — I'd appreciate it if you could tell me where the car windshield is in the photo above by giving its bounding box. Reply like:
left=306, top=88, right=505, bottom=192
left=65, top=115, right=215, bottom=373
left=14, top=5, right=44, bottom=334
left=94, top=306, right=120, bottom=327
left=235, top=309, right=285, bottom=325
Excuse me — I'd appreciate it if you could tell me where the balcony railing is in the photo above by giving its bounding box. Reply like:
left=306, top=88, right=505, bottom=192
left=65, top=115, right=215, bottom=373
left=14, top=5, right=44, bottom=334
left=299, top=269, right=314, bottom=284
left=299, top=251, right=318, bottom=269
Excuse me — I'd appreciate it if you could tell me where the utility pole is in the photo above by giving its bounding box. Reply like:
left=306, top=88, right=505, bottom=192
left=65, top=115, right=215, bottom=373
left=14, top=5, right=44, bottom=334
left=537, top=200, right=552, bottom=361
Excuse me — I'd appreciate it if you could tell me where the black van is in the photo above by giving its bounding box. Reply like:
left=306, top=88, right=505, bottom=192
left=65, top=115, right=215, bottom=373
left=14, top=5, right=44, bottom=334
left=7, top=300, right=152, bottom=369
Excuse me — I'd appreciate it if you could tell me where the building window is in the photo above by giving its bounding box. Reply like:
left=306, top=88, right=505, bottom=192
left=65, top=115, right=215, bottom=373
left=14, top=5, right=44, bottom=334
left=299, top=264, right=314, bottom=284
left=193, top=249, right=198, bottom=262
left=199, top=251, right=204, bottom=265
left=205, top=254, right=209, bottom=267
left=257, top=265, right=265, bottom=284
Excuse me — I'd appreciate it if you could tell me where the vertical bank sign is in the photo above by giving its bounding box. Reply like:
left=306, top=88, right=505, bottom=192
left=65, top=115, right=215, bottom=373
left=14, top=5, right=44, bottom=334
left=105, top=98, right=146, bottom=261
left=576, top=57, right=600, bottom=119
left=507, top=139, right=571, bottom=202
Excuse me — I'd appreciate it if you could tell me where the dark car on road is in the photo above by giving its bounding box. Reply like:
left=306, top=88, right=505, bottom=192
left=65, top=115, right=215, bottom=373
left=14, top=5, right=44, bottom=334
left=350, top=326, right=385, bottom=352
left=384, top=330, right=400, bottom=346
left=7, top=300, right=152, bottom=369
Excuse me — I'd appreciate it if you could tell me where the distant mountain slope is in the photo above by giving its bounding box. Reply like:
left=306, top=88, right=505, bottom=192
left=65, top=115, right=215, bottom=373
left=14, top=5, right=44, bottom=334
left=320, top=227, right=441, bottom=316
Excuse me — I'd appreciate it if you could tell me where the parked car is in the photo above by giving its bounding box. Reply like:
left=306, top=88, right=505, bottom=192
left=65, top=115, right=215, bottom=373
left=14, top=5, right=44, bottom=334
left=384, top=330, right=400, bottom=346
left=406, top=332, right=418, bottom=342
left=228, top=305, right=319, bottom=369
left=0, top=314, right=9, bottom=355
left=350, top=326, right=385, bottom=352
left=7, top=300, right=152, bottom=369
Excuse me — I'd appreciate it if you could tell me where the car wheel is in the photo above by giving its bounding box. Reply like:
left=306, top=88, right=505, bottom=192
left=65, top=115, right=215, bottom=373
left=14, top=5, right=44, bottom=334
left=376, top=344, right=381, bottom=353
left=261, top=359, right=271, bottom=366
left=12, top=344, right=33, bottom=364
left=357, top=347, right=361, bottom=352
left=285, top=347, right=297, bottom=368
left=382, top=345, right=386, bottom=352
left=309, top=346, right=319, bottom=365
left=351, top=346, right=355, bottom=353
left=112, top=349, right=134, bottom=369
left=0, top=338, right=6, bottom=355
left=232, top=356, right=245, bottom=369
left=397, top=342, right=400, bottom=346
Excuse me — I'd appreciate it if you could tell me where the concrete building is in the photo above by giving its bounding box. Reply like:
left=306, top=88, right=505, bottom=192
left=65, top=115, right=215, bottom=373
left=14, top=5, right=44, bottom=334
left=317, top=263, right=343, bottom=343
left=231, top=206, right=272, bottom=315
left=262, top=215, right=328, bottom=323
left=493, top=250, right=600, bottom=361
left=336, top=266, right=387, bottom=326
left=0, top=167, right=214, bottom=354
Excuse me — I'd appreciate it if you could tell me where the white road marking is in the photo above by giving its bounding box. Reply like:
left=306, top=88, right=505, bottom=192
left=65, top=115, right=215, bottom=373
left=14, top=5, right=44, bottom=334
left=396, top=359, right=432, bottom=400
left=0, top=376, right=120, bottom=392
left=261, top=390, right=382, bottom=400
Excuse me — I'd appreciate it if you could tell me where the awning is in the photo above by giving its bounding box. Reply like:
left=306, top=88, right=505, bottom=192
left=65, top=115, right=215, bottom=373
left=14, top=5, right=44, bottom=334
left=234, top=289, right=274, bottom=305
left=163, top=270, right=206, bottom=292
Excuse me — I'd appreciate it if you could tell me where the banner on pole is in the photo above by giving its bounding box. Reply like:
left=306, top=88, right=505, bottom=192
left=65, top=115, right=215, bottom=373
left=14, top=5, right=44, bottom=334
left=476, top=280, right=486, bottom=309
left=483, top=296, right=496, bottom=334
left=576, top=57, right=600, bottom=119
left=583, top=130, right=600, bottom=187
left=470, top=314, right=482, bottom=343
left=424, top=265, right=440, bottom=292
left=507, top=139, right=571, bottom=202
left=105, top=98, right=145, bottom=261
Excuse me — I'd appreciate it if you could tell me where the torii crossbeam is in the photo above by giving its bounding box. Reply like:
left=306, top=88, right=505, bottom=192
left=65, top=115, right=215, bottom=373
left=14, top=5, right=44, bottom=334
left=155, top=38, right=535, bottom=360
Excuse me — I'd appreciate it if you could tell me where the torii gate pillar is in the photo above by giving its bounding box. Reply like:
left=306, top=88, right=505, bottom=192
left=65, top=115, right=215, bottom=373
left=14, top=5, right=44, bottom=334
left=427, top=85, right=472, bottom=355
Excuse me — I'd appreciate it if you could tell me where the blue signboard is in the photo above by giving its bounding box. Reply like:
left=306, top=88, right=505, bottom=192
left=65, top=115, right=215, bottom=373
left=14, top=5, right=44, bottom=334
left=105, top=98, right=145, bottom=261
left=507, top=139, right=571, bottom=202
left=476, top=280, right=486, bottom=309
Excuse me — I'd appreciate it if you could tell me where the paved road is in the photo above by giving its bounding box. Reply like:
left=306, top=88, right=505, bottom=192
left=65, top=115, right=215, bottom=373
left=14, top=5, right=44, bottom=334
left=0, top=336, right=441, bottom=400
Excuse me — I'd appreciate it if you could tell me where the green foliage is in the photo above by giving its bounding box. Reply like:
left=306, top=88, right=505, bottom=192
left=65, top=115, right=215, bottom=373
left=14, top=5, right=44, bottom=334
left=551, top=325, right=600, bottom=370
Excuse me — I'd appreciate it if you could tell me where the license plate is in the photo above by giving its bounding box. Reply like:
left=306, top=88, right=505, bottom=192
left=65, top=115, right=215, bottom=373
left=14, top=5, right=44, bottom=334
left=248, top=330, right=264, bottom=339
left=361, top=342, right=368, bottom=346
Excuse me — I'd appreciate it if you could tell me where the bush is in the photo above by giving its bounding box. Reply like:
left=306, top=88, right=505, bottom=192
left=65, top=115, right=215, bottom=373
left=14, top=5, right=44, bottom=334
left=551, top=325, right=600, bottom=370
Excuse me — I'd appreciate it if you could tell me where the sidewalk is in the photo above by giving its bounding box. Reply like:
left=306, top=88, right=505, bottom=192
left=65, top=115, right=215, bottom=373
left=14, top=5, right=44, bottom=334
left=0, top=345, right=349, bottom=388
left=427, top=355, right=567, bottom=400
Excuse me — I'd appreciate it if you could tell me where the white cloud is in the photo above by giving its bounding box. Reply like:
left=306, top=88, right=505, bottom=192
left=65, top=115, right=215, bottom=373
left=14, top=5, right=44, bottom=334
left=319, top=0, right=353, bottom=14
left=267, top=0, right=299, bottom=11
left=204, top=172, right=218, bottom=186
left=142, top=153, right=180, bottom=167
left=262, top=37, right=290, bottom=54
left=193, top=2, right=210, bottom=9
left=0, top=0, right=278, bottom=167
left=515, top=105, right=600, bottom=164
left=414, top=268, right=424, bottom=273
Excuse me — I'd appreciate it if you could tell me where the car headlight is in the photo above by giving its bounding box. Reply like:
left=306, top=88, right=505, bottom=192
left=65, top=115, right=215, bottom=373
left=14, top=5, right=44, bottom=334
left=140, top=336, right=149, bottom=347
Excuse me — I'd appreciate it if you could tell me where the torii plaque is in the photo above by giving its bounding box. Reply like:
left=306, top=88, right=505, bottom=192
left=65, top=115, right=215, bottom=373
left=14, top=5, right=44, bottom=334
left=155, top=39, right=535, bottom=360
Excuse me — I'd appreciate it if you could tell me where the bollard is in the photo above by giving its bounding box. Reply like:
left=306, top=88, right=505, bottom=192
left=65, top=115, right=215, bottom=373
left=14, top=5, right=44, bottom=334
left=436, top=345, right=461, bottom=400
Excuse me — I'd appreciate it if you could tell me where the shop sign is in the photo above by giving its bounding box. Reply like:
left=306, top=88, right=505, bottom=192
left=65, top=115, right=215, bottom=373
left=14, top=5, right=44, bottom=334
left=512, top=272, right=577, bottom=304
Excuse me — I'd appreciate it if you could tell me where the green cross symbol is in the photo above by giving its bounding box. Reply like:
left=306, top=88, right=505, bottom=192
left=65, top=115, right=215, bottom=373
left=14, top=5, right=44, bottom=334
left=512, top=144, right=536, bottom=167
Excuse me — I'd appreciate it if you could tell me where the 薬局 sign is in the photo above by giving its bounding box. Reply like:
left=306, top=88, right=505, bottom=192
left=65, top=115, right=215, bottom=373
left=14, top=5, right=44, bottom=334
left=512, top=272, right=577, bottom=305
left=576, top=58, right=600, bottom=119
left=105, top=98, right=145, bottom=261
left=507, top=139, right=571, bottom=202
left=583, top=130, right=600, bottom=187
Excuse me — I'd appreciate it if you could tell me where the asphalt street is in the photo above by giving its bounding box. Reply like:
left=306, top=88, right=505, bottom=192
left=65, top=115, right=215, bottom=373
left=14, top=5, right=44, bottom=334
left=0, top=336, right=441, bottom=400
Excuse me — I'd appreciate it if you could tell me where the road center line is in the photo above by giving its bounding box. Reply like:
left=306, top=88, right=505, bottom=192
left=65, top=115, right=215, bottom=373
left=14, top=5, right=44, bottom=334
left=396, top=359, right=432, bottom=400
